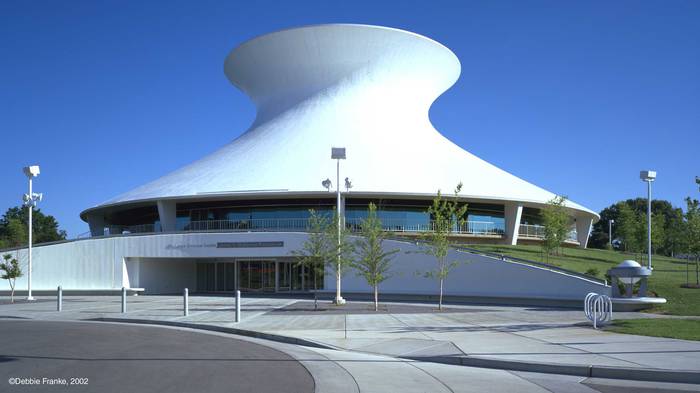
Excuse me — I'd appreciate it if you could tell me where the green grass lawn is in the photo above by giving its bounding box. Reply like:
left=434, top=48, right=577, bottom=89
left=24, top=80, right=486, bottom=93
left=464, top=243, right=700, bottom=316
left=607, top=319, right=700, bottom=341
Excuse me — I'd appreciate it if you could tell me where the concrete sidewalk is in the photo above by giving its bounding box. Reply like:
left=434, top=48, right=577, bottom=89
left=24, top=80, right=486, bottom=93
left=2, top=295, right=699, bottom=385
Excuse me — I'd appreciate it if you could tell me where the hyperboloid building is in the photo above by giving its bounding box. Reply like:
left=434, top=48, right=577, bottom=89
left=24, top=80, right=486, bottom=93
left=2, top=25, right=609, bottom=303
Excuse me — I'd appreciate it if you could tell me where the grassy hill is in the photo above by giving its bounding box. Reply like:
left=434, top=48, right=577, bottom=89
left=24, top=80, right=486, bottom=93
left=465, top=243, right=700, bottom=316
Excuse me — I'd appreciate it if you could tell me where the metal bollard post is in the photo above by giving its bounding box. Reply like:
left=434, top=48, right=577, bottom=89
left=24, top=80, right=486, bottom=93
left=183, top=288, right=189, bottom=316
left=235, top=290, right=241, bottom=323
left=57, top=285, right=62, bottom=312
left=121, top=287, right=127, bottom=313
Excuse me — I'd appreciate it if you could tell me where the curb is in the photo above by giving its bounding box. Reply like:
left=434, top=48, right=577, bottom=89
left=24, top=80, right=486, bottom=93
left=90, top=318, right=700, bottom=385
left=406, top=355, right=700, bottom=385
left=90, top=317, right=339, bottom=351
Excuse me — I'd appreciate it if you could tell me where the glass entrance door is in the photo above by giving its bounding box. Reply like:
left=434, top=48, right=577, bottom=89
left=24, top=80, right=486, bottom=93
left=239, top=260, right=275, bottom=291
left=196, top=261, right=236, bottom=292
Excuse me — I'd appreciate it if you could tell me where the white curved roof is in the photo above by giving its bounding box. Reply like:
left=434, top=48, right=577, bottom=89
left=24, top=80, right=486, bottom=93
left=86, top=24, right=596, bottom=218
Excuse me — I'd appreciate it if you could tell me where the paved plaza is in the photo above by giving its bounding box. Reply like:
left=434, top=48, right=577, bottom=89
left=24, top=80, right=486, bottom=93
left=1, top=295, right=700, bottom=392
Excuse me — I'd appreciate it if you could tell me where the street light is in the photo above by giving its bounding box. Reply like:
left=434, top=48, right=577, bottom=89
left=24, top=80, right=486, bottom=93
left=22, top=165, right=42, bottom=301
left=640, top=170, right=656, bottom=270
left=609, top=219, right=615, bottom=248
left=331, top=147, right=346, bottom=305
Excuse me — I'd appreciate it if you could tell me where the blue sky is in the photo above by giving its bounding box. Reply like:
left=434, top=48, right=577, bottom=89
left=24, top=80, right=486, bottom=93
left=1, top=0, right=698, bottom=237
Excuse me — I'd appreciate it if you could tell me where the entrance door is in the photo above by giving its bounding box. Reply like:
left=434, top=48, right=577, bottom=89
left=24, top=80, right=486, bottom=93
left=196, top=261, right=236, bottom=292
left=196, top=263, right=216, bottom=292
left=239, top=260, right=275, bottom=291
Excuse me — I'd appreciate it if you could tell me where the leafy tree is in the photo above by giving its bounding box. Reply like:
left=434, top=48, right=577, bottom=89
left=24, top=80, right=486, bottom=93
left=352, top=203, right=399, bottom=311
left=291, top=210, right=332, bottom=310
left=0, top=206, right=66, bottom=247
left=616, top=203, right=643, bottom=254
left=1, top=253, right=23, bottom=303
left=589, top=198, right=683, bottom=254
left=686, top=198, right=700, bottom=285
left=665, top=209, right=687, bottom=258
left=540, top=195, right=570, bottom=258
left=0, top=218, right=27, bottom=248
left=650, top=213, right=666, bottom=255
left=327, top=208, right=354, bottom=305
left=421, top=183, right=468, bottom=311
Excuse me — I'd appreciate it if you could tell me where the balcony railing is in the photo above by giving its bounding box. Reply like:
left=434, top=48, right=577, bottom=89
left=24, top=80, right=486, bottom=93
left=103, top=224, right=156, bottom=236
left=181, top=218, right=504, bottom=236
left=519, top=224, right=578, bottom=242
left=89, top=220, right=576, bottom=242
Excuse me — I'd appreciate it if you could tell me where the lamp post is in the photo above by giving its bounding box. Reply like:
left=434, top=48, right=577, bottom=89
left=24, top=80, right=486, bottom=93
left=22, top=165, right=42, bottom=301
left=609, top=219, right=614, bottom=248
left=640, top=170, right=656, bottom=270
left=331, top=147, right=346, bottom=305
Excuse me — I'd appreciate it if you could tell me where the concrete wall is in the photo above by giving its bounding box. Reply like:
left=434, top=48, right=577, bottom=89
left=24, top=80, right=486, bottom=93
left=0, top=232, right=609, bottom=300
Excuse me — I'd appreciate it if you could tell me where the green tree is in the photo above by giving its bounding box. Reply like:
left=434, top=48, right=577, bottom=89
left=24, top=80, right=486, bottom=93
left=0, top=206, right=66, bottom=247
left=327, top=208, right=354, bottom=305
left=686, top=198, right=700, bottom=285
left=540, top=195, right=570, bottom=258
left=616, top=203, right=643, bottom=254
left=589, top=198, right=682, bottom=254
left=352, top=203, right=399, bottom=311
left=291, top=210, right=332, bottom=310
left=421, top=183, right=468, bottom=311
left=650, top=212, right=666, bottom=255
left=0, top=218, right=28, bottom=248
left=1, top=253, right=23, bottom=303
left=665, top=209, right=687, bottom=258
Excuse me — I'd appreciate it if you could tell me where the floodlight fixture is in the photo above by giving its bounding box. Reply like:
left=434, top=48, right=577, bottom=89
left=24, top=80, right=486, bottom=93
left=345, top=177, right=352, bottom=191
left=23, top=165, right=40, bottom=178
left=640, top=170, right=656, bottom=182
left=331, top=147, right=346, bottom=160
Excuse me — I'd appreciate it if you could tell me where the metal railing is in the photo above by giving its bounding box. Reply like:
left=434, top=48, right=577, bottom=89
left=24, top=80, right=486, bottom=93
left=85, top=220, right=578, bottom=242
left=104, top=224, right=156, bottom=236
left=344, top=218, right=504, bottom=235
left=185, top=218, right=309, bottom=232
left=180, top=218, right=504, bottom=236
left=519, top=224, right=578, bottom=242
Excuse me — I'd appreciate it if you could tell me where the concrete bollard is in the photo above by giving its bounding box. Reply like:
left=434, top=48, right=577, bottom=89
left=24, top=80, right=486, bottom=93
left=121, top=287, right=127, bottom=313
left=57, top=286, right=62, bottom=312
left=183, top=288, right=189, bottom=316
left=235, top=290, right=241, bottom=323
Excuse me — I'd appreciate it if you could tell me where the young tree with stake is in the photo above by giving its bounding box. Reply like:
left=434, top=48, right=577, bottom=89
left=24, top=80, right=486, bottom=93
left=421, top=183, right=468, bottom=311
left=540, top=195, right=570, bottom=259
left=1, top=253, right=23, bottom=303
left=352, top=203, right=398, bottom=311
left=291, top=210, right=332, bottom=310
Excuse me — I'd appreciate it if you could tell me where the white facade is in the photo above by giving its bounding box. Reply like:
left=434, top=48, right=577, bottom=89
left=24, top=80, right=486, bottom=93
left=1, top=233, right=609, bottom=301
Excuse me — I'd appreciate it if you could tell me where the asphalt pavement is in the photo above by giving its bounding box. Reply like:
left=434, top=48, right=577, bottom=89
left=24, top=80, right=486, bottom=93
left=0, top=319, right=314, bottom=393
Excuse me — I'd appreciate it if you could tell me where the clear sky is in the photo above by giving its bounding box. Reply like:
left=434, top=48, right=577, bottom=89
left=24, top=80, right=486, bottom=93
left=1, top=0, right=698, bottom=237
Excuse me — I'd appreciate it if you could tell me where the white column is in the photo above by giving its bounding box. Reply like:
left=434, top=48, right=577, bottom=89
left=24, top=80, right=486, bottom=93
left=87, top=214, right=105, bottom=237
left=576, top=215, right=593, bottom=249
left=504, top=203, right=523, bottom=246
left=156, top=200, right=177, bottom=232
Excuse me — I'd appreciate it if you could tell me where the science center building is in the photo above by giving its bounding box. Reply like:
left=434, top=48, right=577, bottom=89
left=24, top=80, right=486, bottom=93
left=4, top=25, right=610, bottom=302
